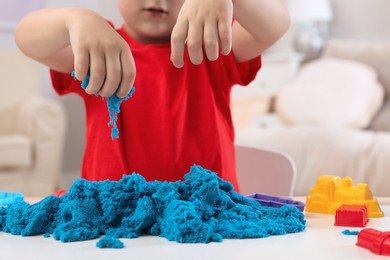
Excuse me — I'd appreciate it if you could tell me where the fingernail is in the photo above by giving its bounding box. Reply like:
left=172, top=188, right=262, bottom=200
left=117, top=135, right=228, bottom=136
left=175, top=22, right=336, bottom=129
left=173, top=61, right=183, bottom=68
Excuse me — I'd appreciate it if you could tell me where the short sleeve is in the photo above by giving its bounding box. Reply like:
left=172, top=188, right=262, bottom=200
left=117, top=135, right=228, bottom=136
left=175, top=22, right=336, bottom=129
left=222, top=53, right=262, bottom=86
left=236, top=56, right=262, bottom=86
left=50, top=69, right=84, bottom=96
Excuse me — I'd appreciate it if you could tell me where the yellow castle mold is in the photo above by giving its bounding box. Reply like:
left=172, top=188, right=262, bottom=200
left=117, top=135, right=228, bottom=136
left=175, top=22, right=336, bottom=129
left=305, top=175, right=384, bottom=218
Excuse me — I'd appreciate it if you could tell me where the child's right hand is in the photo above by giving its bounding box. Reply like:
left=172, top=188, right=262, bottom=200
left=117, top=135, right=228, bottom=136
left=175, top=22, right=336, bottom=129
left=16, top=8, right=135, bottom=99
left=67, top=9, right=135, bottom=98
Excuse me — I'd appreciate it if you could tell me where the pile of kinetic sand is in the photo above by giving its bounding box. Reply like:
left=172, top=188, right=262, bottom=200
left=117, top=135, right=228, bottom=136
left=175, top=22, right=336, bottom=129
left=71, top=71, right=135, bottom=139
left=0, top=165, right=306, bottom=248
left=0, top=192, right=24, bottom=207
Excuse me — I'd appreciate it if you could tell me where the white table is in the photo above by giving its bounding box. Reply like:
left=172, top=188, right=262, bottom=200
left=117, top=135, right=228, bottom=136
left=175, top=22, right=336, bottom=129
left=0, top=199, right=389, bottom=260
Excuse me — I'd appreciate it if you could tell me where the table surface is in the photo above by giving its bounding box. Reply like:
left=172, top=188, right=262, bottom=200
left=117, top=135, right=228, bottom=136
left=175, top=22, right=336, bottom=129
left=0, top=198, right=389, bottom=260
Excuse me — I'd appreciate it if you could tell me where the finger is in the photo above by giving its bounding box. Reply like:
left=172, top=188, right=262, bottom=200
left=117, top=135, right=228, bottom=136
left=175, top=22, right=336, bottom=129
left=85, top=52, right=106, bottom=95
left=99, top=51, right=121, bottom=97
left=187, top=21, right=204, bottom=65
left=170, top=19, right=188, bottom=68
left=117, top=47, right=136, bottom=98
left=203, top=20, right=219, bottom=61
left=73, top=46, right=90, bottom=81
left=218, top=18, right=232, bottom=55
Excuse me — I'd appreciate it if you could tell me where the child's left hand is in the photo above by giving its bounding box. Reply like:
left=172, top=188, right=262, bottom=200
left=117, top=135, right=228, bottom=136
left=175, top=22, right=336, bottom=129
left=170, top=0, right=233, bottom=68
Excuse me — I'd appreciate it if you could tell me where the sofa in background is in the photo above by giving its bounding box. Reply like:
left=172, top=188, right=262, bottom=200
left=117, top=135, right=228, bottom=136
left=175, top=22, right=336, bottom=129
left=0, top=51, right=66, bottom=196
left=235, top=39, right=390, bottom=197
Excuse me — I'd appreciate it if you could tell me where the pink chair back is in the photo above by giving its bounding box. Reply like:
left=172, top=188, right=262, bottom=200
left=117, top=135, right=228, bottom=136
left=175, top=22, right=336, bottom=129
left=235, top=145, right=296, bottom=196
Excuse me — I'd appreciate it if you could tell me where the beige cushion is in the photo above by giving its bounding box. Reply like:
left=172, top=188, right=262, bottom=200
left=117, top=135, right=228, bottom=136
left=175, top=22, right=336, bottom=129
left=323, top=39, right=390, bottom=131
left=275, top=58, right=384, bottom=128
left=0, top=106, right=18, bottom=134
left=0, top=135, right=32, bottom=169
left=324, top=39, right=390, bottom=96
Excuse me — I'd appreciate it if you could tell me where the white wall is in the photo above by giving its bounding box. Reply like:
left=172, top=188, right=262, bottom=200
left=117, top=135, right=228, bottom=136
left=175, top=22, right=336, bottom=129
left=1, top=0, right=390, bottom=182
left=329, top=0, right=390, bottom=41
left=269, top=0, right=390, bottom=54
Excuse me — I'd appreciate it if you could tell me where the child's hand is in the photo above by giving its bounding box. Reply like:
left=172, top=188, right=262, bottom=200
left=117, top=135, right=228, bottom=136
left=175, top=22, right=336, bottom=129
left=68, top=9, right=135, bottom=98
left=170, top=0, right=233, bottom=68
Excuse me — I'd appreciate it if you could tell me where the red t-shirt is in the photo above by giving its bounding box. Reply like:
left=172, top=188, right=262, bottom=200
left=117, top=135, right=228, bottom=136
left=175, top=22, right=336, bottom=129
left=50, top=25, right=261, bottom=191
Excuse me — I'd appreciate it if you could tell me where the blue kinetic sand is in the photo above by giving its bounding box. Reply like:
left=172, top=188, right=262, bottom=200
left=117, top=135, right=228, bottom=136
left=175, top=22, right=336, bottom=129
left=71, top=71, right=135, bottom=139
left=0, top=192, right=24, bottom=207
left=342, top=229, right=360, bottom=236
left=96, top=236, right=124, bottom=248
left=0, top=165, right=306, bottom=248
left=246, top=193, right=306, bottom=212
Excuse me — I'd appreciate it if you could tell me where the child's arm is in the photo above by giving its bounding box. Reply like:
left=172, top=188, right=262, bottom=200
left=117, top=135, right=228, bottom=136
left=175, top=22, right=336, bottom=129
left=170, top=0, right=290, bottom=67
left=15, top=8, right=135, bottom=98
left=231, top=0, right=290, bottom=62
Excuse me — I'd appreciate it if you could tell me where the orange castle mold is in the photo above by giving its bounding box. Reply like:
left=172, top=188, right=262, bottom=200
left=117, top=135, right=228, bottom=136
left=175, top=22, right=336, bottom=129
left=305, top=175, right=384, bottom=218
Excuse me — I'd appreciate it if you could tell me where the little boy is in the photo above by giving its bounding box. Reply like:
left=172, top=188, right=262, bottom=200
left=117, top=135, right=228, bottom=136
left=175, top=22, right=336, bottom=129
left=15, top=0, right=290, bottom=191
